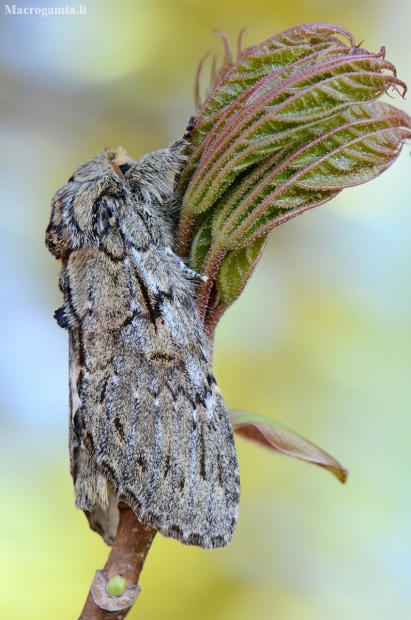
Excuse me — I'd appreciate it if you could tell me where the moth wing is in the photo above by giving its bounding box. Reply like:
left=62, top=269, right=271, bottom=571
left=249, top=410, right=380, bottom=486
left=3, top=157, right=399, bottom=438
left=71, top=246, right=240, bottom=549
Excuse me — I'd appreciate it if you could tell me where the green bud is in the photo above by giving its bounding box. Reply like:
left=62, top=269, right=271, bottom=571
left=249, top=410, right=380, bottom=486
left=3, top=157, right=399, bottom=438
left=106, top=574, right=127, bottom=597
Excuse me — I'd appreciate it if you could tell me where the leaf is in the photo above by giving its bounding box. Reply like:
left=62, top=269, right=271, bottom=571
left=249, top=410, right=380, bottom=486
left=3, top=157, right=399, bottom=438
left=210, top=102, right=411, bottom=251
left=182, top=56, right=405, bottom=218
left=175, top=24, right=411, bottom=334
left=229, top=409, right=348, bottom=483
left=190, top=101, right=411, bottom=290
left=214, top=236, right=268, bottom=309
left=190, top=23, right=357, bottom=149
left=177, top=24, right=360, bottom=199
left=188, top=208, right=215, bottom=273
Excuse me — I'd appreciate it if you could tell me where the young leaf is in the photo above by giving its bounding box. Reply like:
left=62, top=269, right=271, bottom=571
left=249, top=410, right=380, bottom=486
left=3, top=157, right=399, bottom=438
left=175, top=23, right=411, bottom=333
left=182, top=55, right=405, bottom=219
left=176, top=24, right=411, bottom=336
left=189, top=23, right=357, bottom=150
left=215, top=102, right=411, bottom=249
left=230, top=410, right=348, bottom=483
left=215, top=236, right=267, bottom=309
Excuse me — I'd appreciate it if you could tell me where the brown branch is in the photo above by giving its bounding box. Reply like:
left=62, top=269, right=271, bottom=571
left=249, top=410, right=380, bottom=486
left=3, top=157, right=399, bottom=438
left=79, top=503, right=156, bottom=620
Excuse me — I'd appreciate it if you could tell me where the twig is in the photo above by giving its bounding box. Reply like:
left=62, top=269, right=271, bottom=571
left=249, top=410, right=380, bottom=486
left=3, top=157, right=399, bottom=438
left=79, top=502, right=156, bottom=620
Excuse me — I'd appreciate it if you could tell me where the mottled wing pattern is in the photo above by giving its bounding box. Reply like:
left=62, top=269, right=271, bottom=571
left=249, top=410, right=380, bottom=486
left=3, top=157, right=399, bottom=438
left=46, top=146, right=240, bottom=549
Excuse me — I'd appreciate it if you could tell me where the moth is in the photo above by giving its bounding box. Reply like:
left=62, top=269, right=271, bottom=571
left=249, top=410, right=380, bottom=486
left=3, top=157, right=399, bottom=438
left=45, top=132, right=240, bottom=549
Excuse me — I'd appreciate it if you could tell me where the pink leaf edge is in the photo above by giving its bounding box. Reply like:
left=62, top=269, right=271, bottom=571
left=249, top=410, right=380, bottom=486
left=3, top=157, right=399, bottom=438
left=229, top=409, right=348, bottom=483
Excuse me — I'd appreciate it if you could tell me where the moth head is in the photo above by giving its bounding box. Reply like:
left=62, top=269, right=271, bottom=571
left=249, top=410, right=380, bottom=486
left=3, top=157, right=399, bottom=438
left=124, top=147, right=185, bottom=206
left=67, top=148, right=134, bottom=184
left=46, top=148, right=134, bottom=258
left=105, top=148, right=134, bottom=180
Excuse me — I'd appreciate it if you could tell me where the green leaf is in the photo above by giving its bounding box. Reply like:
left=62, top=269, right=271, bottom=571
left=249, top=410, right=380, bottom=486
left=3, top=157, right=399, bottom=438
left=214, top=236, right=267, bottom=308
left=175, top=24, right=411, bottom=335
left=182, top=54, right=405, bottom=217
left=190, top=23, right=357, bottom=149
left=177, top=25, right=359, bottom=199
left=211, top=102, right=411, bottom=250
left=188, top=209, right=215, bottom=273
left=229, top=409, right=348, bottom=483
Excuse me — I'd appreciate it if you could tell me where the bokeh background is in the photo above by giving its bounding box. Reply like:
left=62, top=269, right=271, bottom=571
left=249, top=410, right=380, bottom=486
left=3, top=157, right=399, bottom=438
left=1, top=1, right=411, bottom=618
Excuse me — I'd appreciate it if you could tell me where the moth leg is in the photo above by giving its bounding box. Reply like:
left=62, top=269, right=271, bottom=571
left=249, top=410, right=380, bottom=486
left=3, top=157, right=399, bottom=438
left=177, top=264, right=207, bottom=282
left=182, top=115, right=195, bottom=141
left=85, top=490, right=119, bottom=547
left=165, top=246, right=207, bottom=282
left=170, top=115, right=195, bottom=156
left=54, top=302, right=76, bottom=329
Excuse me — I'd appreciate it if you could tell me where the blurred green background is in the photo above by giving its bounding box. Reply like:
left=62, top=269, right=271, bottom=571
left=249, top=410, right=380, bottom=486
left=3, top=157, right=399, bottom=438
left=1, top=1, right=411, bottom=618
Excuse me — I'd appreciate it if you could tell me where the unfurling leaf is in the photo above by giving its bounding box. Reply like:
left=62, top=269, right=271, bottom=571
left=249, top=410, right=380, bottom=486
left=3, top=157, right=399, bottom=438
left=215, top=236, right=267, bottom=309
left=175, top=23, right=411, bottom=329
left=230, top=409, right=348, bottom=483
left=186, top=24, right=358, bottom=154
